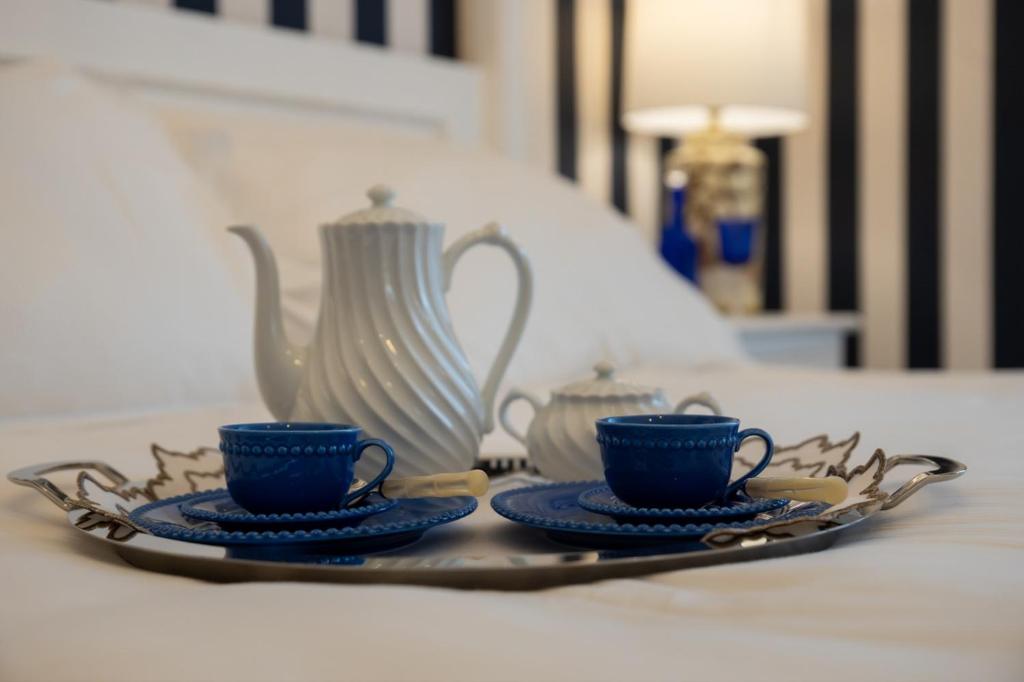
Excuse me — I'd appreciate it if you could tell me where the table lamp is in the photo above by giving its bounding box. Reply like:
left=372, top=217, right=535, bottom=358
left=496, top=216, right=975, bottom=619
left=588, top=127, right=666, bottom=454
left=622, top=0, right=808, bottom=313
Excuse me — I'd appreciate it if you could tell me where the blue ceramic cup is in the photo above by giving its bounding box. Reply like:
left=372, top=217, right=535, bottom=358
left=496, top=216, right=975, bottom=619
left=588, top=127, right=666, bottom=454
left=218, top=422, right=395, bottom=514
left=595, top=414, right=773, bottom=509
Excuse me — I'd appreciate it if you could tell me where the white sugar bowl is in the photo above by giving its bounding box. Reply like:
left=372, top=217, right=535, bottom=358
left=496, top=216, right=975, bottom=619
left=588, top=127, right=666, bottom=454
left=497, top=361, right=720, bottom=481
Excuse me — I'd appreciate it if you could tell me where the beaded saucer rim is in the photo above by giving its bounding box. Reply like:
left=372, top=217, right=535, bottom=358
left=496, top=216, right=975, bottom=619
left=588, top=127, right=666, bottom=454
left=178, top=488, right=397, bottom=525
left=490, top=481, right=808, bottom=538
left=129, top=489, right=477, bottom=545
left=575, top=484, right=788, bottom=519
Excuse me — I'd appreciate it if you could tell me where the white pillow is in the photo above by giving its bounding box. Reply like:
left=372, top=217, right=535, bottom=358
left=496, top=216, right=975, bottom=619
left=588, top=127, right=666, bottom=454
left=158, top=107, right=745, bottom=391
left=0, top=62, right=253, bottom=419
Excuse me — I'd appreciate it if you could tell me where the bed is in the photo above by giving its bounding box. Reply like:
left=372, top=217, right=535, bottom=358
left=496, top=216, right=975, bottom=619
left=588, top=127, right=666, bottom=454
left=2, top=2, right=1022, bottom=680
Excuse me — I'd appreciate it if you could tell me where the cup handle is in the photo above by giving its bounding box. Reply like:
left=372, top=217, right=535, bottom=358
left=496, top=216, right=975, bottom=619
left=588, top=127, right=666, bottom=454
left=343, top=438, right=396, bottom=505
left=723, top=428, right=774, bottom=501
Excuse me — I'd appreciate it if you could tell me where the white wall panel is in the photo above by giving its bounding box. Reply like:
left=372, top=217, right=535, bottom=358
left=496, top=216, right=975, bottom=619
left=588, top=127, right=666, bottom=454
left=389, top=0, right=428, bottom=54
left=459, top=0, right=556, bottom=172
left=782, top=0, right=827, bottom=314
left=574, top=0, right=611, bottom=204
left=220, top=0, right=267, bottom=25
left=858, top=0, right=907, bottom=369
left=310, top=0, right=353, bottom=40
left=626, top=135, right=660, bottom=243
left=942, top=0, right=993, bottom=370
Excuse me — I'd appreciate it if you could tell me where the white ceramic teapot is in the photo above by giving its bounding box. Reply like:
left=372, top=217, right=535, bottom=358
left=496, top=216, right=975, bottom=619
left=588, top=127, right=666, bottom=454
left=231, top=186, right=532, bottom=478
left=498, top=361, right=721, bottom=481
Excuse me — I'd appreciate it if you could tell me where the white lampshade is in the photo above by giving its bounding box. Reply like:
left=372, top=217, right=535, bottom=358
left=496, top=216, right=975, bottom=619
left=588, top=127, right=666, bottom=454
left=623, top=0, right=808, bottom=137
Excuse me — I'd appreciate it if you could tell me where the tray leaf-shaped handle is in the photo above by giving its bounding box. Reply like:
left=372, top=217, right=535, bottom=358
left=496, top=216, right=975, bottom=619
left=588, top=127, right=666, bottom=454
left=880, top=455, right=966, bottom=510
left=7, top=460, right=130, bottom=511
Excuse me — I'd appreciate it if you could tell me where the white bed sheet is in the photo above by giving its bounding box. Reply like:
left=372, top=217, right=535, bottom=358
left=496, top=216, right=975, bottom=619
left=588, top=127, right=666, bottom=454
left=2, top=365, right=1023, bottom=681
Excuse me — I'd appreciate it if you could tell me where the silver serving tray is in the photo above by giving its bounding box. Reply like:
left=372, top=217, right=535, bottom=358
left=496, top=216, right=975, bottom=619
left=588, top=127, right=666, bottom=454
left=8, top=433, right=964, bottom=590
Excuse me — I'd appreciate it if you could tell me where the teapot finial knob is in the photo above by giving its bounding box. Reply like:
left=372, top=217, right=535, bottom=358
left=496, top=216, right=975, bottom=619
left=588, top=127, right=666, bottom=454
left=594, top=360, right=615, bottom=380
left=368, top=185, right=395, bottom=207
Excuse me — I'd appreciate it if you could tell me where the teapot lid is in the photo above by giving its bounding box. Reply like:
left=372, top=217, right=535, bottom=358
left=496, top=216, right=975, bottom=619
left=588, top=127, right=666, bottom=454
left=552, top=361, right=664, bottom=400
left=330, top=185, right=435, bottom=228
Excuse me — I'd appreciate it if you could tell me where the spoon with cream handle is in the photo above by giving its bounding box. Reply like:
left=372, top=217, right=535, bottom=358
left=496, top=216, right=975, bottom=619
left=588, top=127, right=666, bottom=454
left=350, top=470, right=490, bottom=504
left=745, top=475, right=848, bottom=505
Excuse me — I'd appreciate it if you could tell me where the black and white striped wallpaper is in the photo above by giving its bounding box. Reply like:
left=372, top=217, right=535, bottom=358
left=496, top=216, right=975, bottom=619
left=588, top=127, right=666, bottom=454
left=114, top=0, right=1022, bottom=371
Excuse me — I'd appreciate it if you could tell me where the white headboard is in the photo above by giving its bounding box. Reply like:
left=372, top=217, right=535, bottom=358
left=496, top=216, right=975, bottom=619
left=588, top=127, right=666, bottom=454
left=0, top=0, right=482, bottom=143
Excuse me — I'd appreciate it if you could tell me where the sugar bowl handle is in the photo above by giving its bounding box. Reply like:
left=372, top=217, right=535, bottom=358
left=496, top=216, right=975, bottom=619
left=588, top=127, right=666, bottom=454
left=497, top=389, right=544, bottom=446
left=674, top=392, right=722, bottom=416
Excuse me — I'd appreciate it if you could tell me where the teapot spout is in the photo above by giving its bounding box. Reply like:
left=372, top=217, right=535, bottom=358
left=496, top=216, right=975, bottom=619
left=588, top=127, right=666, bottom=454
left=229, top=226, right=304, bottom=420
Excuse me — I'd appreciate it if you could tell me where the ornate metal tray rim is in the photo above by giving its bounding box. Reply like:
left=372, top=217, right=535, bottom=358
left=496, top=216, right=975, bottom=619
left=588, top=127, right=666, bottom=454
left=8, top=434, right=966, bottom=591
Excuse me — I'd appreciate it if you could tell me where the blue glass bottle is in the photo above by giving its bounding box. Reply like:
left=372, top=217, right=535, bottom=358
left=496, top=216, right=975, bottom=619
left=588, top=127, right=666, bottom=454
left=659, top=183, right=698, bottom=283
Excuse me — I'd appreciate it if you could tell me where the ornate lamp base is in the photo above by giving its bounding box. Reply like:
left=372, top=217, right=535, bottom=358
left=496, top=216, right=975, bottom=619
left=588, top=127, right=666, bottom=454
left=664, top=123, right=767, bottom=313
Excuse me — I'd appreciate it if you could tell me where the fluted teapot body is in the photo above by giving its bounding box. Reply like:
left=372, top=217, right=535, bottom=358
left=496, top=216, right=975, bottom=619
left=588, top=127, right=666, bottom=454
left=232, top=186, right=532, bottom=477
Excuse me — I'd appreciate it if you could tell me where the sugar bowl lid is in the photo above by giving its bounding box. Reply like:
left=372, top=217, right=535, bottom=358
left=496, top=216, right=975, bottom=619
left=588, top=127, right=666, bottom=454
left=330, top=185, right=434, bottom=228
left=552, top=361, right=664, bottom=400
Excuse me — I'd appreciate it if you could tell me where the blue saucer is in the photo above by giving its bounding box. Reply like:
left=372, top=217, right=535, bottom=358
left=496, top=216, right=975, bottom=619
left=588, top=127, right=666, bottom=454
left=129, top=490, right=476, bottom=550
left=576, top=485, right=788, bottom=523
left=179, top=489, right=396, bottom=527
left=492, top=482, right=795, bottom=549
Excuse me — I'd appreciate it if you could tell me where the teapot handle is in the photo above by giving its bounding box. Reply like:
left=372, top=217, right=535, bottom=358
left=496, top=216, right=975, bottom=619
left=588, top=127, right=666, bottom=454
left=443, top=223, right=533, bottom=433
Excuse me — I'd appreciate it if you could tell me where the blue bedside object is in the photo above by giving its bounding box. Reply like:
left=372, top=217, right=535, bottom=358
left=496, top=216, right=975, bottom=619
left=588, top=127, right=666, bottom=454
left=717, top=217, right=757, bottom=265
left=219, top=422, right=395, bottom=514
left=659, top=184, right=698, bottom=282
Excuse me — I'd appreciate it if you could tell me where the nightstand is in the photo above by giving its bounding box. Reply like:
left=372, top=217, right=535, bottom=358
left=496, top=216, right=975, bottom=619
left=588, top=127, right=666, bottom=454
left=729, top=313, right=860, bottom=369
